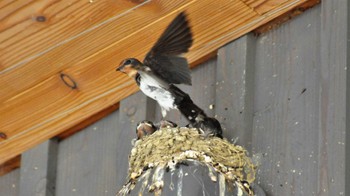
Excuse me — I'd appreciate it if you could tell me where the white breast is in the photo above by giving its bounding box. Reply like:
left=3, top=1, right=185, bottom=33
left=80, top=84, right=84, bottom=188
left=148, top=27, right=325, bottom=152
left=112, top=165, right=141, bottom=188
left=138, top=72, right=176, bottom=111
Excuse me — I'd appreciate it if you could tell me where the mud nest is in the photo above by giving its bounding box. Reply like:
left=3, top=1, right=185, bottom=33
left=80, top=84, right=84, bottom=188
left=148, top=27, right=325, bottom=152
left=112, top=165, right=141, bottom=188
left=118, top=127, right=257, bottom=196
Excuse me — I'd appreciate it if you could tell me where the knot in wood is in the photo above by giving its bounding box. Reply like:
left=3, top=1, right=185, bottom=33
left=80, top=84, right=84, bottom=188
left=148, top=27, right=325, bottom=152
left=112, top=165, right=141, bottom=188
left=60, top=73, right=77, bottom=90
left=0, top=132, right=8, bottom=140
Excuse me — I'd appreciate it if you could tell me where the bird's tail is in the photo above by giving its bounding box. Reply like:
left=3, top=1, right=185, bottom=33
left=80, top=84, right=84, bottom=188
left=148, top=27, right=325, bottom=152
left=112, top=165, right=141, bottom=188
left=169, top=85, right=223, bottom=138
left=169, top=85, right=206, bottom=123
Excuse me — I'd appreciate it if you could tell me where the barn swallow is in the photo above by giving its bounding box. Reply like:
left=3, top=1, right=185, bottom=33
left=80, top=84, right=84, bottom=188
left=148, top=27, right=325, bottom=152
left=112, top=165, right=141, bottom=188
left=117, top=12, right=192, bottom=117
left=136, top=120, right=157, bottom=140
left=117, top=12, right=223, bottom=138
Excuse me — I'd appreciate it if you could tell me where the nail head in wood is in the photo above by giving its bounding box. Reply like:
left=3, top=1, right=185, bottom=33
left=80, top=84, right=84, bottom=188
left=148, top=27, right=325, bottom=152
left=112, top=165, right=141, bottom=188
left=35, top=16, right=46, bottom=22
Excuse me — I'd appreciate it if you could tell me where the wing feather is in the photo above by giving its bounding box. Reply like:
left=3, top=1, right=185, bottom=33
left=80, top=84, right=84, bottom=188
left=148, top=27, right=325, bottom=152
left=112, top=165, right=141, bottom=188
left=143, top=12, right=193, bottom=85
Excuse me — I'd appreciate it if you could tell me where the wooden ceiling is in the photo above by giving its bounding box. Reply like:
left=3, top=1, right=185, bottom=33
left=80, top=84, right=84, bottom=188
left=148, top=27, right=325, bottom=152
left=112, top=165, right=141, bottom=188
left=0, top=0, right=319, bottom=164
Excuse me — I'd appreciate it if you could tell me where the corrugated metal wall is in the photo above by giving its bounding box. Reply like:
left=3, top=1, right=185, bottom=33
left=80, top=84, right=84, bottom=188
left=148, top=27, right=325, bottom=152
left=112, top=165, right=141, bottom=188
left=1, top=1, right=349, bottom=196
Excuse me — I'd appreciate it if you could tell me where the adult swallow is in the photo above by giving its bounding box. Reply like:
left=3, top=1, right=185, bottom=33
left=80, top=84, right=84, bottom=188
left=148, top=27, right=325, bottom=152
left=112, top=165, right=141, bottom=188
left=117, top=12, right=192, bottom=117
left=117, top=12, right=223, bottom=138
left=136, top=120, right=157, bottom=140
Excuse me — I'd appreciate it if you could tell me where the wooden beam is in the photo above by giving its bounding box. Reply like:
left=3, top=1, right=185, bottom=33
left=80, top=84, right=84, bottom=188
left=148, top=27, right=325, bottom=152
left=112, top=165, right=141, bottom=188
left=0, top=156, right=20, bottom=177
left=0, top=0, right=319, bottom=164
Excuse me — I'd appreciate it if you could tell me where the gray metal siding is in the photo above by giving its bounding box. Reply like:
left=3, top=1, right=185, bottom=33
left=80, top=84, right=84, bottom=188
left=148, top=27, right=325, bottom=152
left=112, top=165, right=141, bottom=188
left=55, top=110, right=120, bottom=196
left=0, top=169, right=19, bottom=196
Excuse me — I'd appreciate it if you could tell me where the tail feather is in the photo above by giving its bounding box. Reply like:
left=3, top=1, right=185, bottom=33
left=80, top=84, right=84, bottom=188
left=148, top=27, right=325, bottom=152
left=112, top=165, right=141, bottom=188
left=169, top=85, right=206, bottom=123
left=169, top=85, right=223, bottom=138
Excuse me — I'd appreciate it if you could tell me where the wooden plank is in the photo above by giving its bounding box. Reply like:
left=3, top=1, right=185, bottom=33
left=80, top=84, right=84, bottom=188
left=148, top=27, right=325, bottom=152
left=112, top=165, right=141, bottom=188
left=116, top=92, right=156, bottom=188
left=216, top=34, right=256, bottom=151
left=0, top=0, right=194, bottom=103
left=0, top=169, right=20, bottom=196
left=0, top=0, right=319, bottom=165
left=55, top=110, right=121, bottom=196
left=0, top=0, right=143, bottom=70
left=318, top=1, right=347, bottom=195
left=19, top=139, right=58, bottom=196
left=0, top=0, right=250, bottom=164
left=242, top=0, right=289, bottom=15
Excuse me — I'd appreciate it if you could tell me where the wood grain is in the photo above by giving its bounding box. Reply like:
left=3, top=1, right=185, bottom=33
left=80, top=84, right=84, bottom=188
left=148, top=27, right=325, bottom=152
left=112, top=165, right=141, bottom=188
left=0, top=0, right=318, bottom=164
left=0, top=0, right=144, bottom=70
left=0, top=0, right=193, bottom=103
left=242, top=0, right=289, bottom=14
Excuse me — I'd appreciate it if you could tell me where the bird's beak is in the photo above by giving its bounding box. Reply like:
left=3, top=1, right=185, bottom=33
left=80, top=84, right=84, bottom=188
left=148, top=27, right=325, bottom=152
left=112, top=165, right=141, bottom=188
left=116, top=64, right=125, bottom=72
left=116, top=60, right=126, bottom=72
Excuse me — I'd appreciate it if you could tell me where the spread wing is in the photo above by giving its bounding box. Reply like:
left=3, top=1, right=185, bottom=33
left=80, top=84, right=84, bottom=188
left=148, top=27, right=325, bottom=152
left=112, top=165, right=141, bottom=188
left=143, top=12, right=193, bottom=85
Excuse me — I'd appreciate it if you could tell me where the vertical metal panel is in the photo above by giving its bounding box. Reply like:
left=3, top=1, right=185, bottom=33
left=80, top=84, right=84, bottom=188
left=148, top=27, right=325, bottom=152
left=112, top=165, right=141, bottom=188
left=216, top=35, right=256, bottom=150
left=346, top=0, right=350, bottom=195
left=319, top=0, right=348, bottom=195
left=55, top=110, right=120, bottom=196
left=252, top=6, right=322, bottom=196
left=250, top=2, right=348, bottom=195
left=19, top=139, right=58, bottom=196
left=0, top=169, right=20, bottom=196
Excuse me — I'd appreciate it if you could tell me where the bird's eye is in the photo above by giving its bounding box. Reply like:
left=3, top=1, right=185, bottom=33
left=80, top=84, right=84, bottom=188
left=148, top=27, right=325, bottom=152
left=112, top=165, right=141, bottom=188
left=125, top=59, right=132, bottom=65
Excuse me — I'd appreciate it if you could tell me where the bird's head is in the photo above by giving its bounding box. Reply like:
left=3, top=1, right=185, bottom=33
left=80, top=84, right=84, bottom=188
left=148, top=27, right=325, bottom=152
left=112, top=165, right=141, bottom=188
left=116, top=58, right=143, bottom=78
left=136, top=120, right=157, bottom=140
